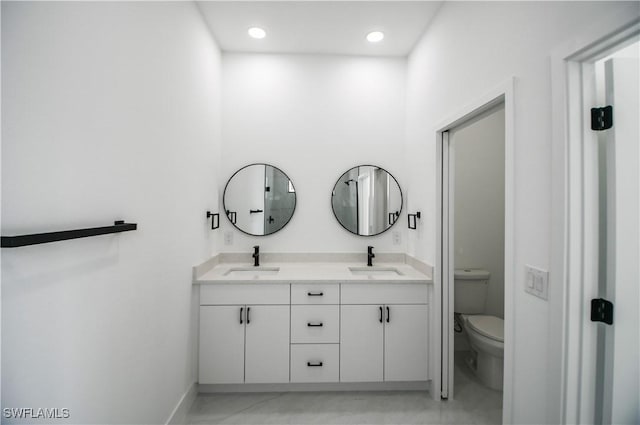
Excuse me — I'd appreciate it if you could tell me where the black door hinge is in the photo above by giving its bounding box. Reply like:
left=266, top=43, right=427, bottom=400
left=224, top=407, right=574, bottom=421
left=591, top=106, right=613, bottom=131
left=591, top=298, right=614, bottom=325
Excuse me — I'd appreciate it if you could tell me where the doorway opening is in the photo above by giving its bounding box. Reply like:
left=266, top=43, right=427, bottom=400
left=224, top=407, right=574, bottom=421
left=450, top=103, right=505, bottom=392
left=435, top=79, right=515, bottom=424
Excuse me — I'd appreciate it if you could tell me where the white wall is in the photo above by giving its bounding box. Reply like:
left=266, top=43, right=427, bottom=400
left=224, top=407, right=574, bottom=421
left=221, top=53, right=407, bottom=254
left=1, top=2, right=222, bottom=423
left=404, top=1, right=639, bottom=423
left=452, top=106, right=505, bottom=319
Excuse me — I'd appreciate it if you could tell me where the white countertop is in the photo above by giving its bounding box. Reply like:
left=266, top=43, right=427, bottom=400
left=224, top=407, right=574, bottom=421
left=195, top=260, right=432, bottom=285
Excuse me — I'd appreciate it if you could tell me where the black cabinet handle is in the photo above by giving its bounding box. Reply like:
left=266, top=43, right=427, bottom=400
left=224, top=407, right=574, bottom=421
left=379, top=306, right=383, bottom=323
left=307, top=292, right=323, bottom=296
left=307, top=322, right=323, bottom=327
left=240, top=307, right=243, bottom=324
left=307, top=362, right=323, bottom=367
left=246, top=307, right=251, bottom=324
left=249, top=209, right=263, bottom=214
left=386, top=306, right=390, bottom=323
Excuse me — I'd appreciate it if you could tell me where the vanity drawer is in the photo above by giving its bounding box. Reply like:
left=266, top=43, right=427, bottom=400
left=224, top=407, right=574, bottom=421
left=341, top=283, right=428, bottom=304
left=291, top=305, right=339, bottom=343
left=200, top=284, right=290, bottom=305
left=291, top=283, right=339, bottom=304
left=290, top=344, right=339, bottom=383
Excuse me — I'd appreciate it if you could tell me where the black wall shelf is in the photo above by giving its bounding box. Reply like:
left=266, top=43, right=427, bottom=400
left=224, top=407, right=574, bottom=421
left=1, top=220, right=137, bottom=248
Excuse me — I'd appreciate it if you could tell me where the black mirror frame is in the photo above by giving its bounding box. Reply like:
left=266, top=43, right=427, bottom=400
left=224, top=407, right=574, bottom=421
left=330, top=164, right=403, bottom=237
left=223, top=163, right=297, bottom=237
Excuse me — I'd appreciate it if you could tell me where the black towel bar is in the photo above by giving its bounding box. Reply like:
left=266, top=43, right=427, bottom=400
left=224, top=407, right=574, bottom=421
left=1, top=220, right=137, bottom=248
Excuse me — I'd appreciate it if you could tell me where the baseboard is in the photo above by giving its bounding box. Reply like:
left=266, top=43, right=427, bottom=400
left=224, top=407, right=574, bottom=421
left=166, top=381, right=198, bottom=425
left=198, top=381, right=430, bottom=393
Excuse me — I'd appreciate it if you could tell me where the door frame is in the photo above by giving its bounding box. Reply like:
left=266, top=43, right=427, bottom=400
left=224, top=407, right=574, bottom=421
left=549, top=13, right=640, bottom=425
left=435, top=78, right=515, bottom=422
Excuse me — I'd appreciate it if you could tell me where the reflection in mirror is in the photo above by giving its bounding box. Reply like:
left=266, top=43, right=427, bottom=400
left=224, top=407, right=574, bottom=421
left=331, top=165, right=402, bottom=236
left=223, top=164, right=296, bottom=236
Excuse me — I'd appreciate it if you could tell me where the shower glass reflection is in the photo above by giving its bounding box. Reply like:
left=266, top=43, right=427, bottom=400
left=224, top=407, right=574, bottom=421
left=331, top=165, right=402, bottom=236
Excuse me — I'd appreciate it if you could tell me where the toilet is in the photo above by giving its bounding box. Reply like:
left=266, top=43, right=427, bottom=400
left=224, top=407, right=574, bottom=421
left=454, top=268, right=504, bottom=391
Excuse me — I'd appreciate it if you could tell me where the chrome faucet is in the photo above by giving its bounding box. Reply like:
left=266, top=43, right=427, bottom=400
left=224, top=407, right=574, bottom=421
left=253, top=245, right=260, bottom=267
left=367, top=246, right=375, bottom=267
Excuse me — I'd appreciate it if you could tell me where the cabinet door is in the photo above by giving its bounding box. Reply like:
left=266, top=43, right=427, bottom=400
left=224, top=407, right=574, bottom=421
left=384, top=304, right=429, bottom=381
left=199, top=305, right=245, bottom=384
left=340, top=305, right=384, bottom=382
left=244, top=305, right=290, bottom=383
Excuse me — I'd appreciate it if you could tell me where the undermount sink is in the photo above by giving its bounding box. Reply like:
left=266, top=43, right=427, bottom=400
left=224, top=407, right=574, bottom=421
left=224, top=267, right=280, bottom=277
left=348, top=266, right=403, bottom=276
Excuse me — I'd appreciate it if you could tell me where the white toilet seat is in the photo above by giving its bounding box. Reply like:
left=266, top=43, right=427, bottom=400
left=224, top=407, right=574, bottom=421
left=466, top=315, right=503, bottom=342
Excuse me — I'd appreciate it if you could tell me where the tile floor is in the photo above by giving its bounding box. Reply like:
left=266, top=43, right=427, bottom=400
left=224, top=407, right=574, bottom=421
left=186, top=352, right=502, bottom=424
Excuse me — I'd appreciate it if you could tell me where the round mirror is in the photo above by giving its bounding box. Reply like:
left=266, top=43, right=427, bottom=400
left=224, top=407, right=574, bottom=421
left=223, top=164, right=297, bottom=236
left=331, top=165, right=402, bottom=236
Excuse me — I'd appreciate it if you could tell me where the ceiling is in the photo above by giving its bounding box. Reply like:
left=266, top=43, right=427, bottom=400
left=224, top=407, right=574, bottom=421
left=196, top=1, right=444, bottom=57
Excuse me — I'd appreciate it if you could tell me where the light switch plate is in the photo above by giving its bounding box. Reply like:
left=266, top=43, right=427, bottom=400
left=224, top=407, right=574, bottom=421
left=524, top=265, right=548, bottom=300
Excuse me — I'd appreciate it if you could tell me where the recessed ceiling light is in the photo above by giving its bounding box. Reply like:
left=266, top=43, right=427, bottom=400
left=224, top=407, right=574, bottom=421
left=366, top=31, right=384, bottom=43
left=248, top=27, right=266, bottom=39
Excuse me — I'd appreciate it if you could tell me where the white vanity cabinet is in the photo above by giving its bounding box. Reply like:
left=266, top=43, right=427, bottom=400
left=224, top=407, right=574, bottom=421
left=290, top=283, right=340, bottom=383
left=340, top=283, right=429, bottom=382
left=196, top=275, right=431, bottom=388
left=199, top=284, right=290, bottom=384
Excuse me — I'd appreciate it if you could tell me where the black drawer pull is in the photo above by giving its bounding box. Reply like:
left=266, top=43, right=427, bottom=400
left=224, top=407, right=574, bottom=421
left=307, top=362, right=323, bottom=367
left=246, top=307, right=251, bottom=324
left=240, top=307, right=243, bottom=324
left=307, top=292, right=324, bottom=296
left=307, top=322, right=323, bottom=327
left=386, top=306, right=390, bottom=323
left=379, top=306, right=383, bottom=323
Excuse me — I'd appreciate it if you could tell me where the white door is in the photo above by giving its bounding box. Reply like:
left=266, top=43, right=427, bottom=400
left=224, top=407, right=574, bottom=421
left=340, top=305, right=384, bottom=382
left=600, top=57, right=640, bottom=424
left=244, top=305, right=290, bottom=383
left=384, top=304, right=429, bottom=381
left=199, top=305, right=245, bottom=384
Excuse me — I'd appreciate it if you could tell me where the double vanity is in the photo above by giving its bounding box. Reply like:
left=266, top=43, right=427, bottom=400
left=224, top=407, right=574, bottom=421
left=197, top=163, right=431, bottom=391
left=193, top=254, right=433, bottom=391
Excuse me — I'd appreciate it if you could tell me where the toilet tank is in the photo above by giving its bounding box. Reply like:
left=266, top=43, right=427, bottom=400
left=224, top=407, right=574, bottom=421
left=454, top=269, right=490, bottom=314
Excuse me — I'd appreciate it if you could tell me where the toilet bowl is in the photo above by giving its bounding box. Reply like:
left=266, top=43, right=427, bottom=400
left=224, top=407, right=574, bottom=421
left=461, top=314, right=504, bottom=391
